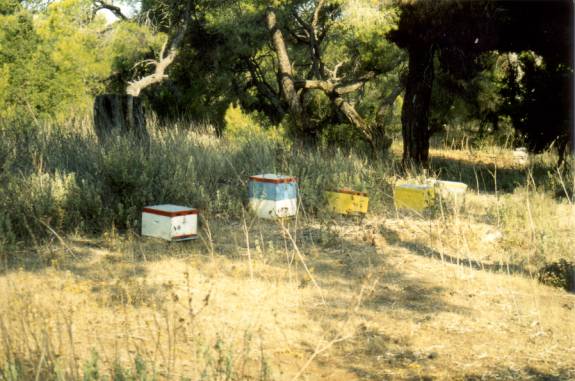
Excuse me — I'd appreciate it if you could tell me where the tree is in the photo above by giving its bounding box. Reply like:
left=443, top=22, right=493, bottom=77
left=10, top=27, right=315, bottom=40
left=265, top=7, right=310, bottom=142
left=92, top=0, right=192, bottom=144
left=263, top=0, right=403, bottom=150
left=136, top=0, right=404, bottom=153
left=0, top=0, right=111, bottom=121
left=388, top=0, right=574, bottom=166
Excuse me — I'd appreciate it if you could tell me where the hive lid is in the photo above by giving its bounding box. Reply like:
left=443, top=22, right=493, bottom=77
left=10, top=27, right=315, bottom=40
left=143, top=204, right=198, bottom=217
left=396, top=183, right=434, bottom=190
left=434, top=180, right=468, bottom=189
left=329, top=188, right=368, bottom=197
left=249, top=174, right=297, bottom=183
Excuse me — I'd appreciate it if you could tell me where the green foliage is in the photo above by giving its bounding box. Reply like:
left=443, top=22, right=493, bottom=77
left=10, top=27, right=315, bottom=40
left=319, top=123, right=370, bottom=153
left=0, top=0, right=104, bottom=120
left=0, top=0, right=21, bottom=15
left=0, top=0, right=165, bottom=122
left=336, top=0, right=403, bottom=72
left=223, top=104, right=288, bottom=146
left=0, top=4, right=41, bottom=119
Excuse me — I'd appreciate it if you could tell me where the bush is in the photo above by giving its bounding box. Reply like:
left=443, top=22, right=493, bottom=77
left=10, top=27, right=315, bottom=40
left=538, top=259, right=575, bottom=292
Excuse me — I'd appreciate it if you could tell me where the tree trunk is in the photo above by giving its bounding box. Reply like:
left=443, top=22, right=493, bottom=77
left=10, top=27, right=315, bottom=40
left=401, top=46, right=435, bottom=167
left=371, top=85, right=402, bottom=157
left=265, top=8, right=313, bottom=144
left=93, top=94, right=149, bottom=145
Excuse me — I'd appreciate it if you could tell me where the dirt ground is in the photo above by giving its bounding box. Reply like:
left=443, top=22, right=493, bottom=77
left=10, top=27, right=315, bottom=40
left=1, top=195, right=574, bottom=380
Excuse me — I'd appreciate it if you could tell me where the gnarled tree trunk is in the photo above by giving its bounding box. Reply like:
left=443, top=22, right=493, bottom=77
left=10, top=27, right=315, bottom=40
left=265, top=7, right=313, bottom=144
left=93, top=94, right=148, bottom=144
left=401, top=46, right=435, bottom=168
left=92, top=2, right=191, bottom=149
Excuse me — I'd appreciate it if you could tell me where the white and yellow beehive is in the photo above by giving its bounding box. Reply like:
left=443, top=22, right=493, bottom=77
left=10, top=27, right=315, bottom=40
left=433, top=180, right=468, bottom=211
left=325, top=189, right=369, bottom=215
left=141, top=204, right=198, bottom=241
left=394, top=183, right=436, bottom=212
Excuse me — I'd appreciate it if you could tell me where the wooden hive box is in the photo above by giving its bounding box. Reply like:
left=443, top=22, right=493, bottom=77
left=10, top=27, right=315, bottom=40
left=325, top=189, right=369, bottom=215
left=248, top=174, right=298, bottom=219
left=394, top=183, right=435, bottom=212
left=141, top=204, right=198, bottom=241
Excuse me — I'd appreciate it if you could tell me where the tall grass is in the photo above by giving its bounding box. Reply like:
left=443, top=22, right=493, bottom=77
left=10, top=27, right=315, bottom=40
left=1, top=117, right=572, bottom=270
left=0, top=118, right=395, bottom=256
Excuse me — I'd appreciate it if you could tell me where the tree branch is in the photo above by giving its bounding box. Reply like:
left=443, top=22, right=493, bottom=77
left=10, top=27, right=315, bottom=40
left=294, top=79, right=334, bottom=93
left=325, top=61, right=344, bottom=81
left=94, top=0, right=128, bottom=21
left=334, top=72, right=377, bottom=94
left=295, top=71, right=377, bottom=95
left=126, top=4, right=190, bottom=97
left=311, top=0, right=326, bottom=36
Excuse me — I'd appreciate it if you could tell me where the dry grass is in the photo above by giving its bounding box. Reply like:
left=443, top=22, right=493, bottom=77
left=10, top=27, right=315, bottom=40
left=1, top=186, right=574, bottom=380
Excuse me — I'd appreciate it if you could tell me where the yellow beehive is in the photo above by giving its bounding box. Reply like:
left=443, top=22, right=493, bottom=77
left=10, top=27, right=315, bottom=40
left=394, top=183, right=435, bottom=212
left=325, top=189, right=369, bottom=215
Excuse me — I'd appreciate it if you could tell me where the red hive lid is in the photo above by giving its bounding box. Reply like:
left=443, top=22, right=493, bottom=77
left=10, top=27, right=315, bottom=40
left=334, top=188, right=368, bottom=197
left=249, top=174, right=297, bottom=184
left=143, top=204, right=198, bottom=217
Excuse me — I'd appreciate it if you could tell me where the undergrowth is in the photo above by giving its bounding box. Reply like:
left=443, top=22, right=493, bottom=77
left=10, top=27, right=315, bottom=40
left=0, top=119, right=393, bottom=253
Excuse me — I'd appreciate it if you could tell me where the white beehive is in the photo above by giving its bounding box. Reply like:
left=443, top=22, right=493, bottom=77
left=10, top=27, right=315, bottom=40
left=513, top=147, right=528, bottom=165
left=248, top=174, right=298, bottom=219
left=141, top=204, right=198, bottom=241
left=433, top=180, right=468, bottom=211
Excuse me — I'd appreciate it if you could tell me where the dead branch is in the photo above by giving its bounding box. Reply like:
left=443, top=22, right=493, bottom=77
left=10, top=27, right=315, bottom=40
left=126, top=5, right=190, bottom=97
left=311, top=0, right=326, bottom=36
left=94, top=0, right=128, bottom=21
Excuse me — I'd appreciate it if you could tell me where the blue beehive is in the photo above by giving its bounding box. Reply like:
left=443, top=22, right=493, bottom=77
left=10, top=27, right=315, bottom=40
left=248, top=174, right=298, bottom=219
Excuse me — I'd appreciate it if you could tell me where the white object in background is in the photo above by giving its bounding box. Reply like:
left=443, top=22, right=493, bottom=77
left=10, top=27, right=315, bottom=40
left=513, top=147, right=528, bottom=165
left=423, top=179, right=468, bottom=211
left=482, top=229, right=503, bottom=243
left=141, top=204, right=198, bottom=241
left=435, top=180, right=468, bottom=209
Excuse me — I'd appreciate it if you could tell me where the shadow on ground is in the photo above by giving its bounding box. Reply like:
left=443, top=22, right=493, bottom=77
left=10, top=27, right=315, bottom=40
left=430, top=154, right=554, bottom=194
left=464, top=366, right=575, bottom=381
left=379, top=225, right=529, bottom=276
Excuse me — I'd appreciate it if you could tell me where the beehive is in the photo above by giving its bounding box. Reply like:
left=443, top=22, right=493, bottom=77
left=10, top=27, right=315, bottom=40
left=325, top=189, right=369, bottom=215
left=513, top=147, right=528, bottom=165
left=141, top=204, right=198, bottom=241
left=434, top=180, right=468, bottom=211
left=248, top=174, right=298, bottom=219
left=394, top=183, right=435, bottom=212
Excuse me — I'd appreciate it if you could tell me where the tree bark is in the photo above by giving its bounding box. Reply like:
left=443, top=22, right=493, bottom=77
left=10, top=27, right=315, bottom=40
left=265, top=7, right=312, bottom=143
left=93, top=94, right=148, bottom=144
left=370, top=85, right=402, bottom=157
left=401, top=45, right=435, bottom=167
